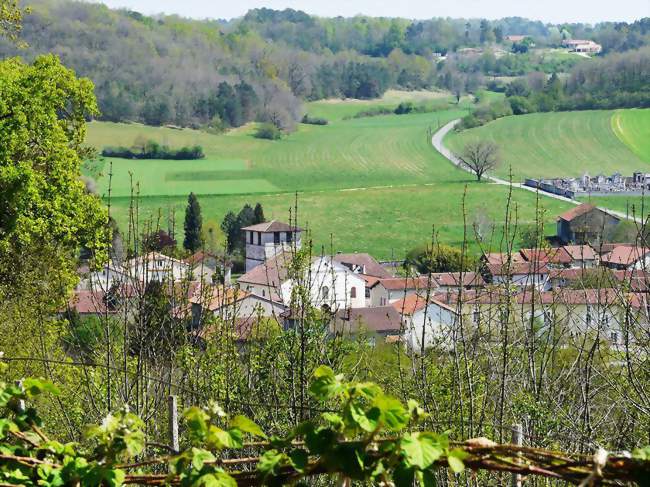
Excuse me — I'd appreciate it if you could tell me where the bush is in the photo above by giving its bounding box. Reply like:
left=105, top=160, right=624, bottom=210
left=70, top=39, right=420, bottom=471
left=508, top=96, right=536, bottom=115
left=394, top=101, right=415, bottom=114
left=254, top=123, right=282, bottom=140
left=301, top=114, right=328, bottom=125
left=405, top=244, right=475, bottom=274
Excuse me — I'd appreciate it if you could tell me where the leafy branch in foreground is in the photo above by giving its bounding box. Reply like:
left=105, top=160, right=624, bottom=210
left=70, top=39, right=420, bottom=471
left=0, top=362, right=648, bottom=486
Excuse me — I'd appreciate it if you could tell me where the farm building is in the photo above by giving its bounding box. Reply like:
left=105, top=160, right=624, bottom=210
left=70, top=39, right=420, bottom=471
left=561, top=39, right=602, bottom=53
left=556, top=203, right=620, bottom=245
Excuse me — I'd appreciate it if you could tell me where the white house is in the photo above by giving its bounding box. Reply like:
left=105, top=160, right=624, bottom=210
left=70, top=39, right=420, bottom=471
left=367, top=277, right=434, bottom=307
left=238, top=252, right=366, bottom=310
left=124, top=252, right=190, bottom=283
left=485, top=262, right=549, bottom=290
left=242, top=220, right=302, bottom=272
left=392, top=294, right=458, bottom=351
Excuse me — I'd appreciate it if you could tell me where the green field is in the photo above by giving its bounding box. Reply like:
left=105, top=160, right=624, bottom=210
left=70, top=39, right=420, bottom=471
left=446, top=110, right=650, bottom=180
left=612, top=109, right=650, bottom=162
left=577, top=195, right=650, bottom=220
left=86, top=91, right=573, bottom=258
left=109, top=184, right=571, bottom=258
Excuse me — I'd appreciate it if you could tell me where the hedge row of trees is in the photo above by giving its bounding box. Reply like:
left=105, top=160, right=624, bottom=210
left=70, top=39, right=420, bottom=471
left=102, top=140, right=205, bottom=160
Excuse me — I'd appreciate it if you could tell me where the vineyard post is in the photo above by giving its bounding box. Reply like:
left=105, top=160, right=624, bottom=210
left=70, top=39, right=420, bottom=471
left=168, top=395, right=179, bottom=452
left=511, top=423, right=523, bottom=487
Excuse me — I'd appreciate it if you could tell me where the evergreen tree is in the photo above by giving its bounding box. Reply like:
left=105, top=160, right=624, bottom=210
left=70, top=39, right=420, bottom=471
left=221, top=211, right=239, bottom=253
left=253, top=203, right=266, bottom=224
left=183, top=192, right=202, bottom=253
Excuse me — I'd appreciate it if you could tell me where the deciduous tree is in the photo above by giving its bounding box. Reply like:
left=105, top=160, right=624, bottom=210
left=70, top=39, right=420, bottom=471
left=458, top=140, right=500, bottom=182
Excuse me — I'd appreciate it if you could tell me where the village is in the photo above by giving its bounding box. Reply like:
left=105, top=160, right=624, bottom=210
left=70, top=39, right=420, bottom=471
left=69, top=202, right=650, bottom=351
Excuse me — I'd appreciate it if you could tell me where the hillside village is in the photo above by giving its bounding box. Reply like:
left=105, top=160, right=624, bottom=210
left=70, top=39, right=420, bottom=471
left=71, top=202, right=650, bottom=351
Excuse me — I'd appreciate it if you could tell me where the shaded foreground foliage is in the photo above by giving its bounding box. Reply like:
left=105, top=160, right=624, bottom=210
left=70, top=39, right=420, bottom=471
left=0, top=363, right=648, bottom=486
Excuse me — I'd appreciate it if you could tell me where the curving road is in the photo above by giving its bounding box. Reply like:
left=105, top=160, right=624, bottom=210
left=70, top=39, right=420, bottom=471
left=431, top=119, right=636, bottom=222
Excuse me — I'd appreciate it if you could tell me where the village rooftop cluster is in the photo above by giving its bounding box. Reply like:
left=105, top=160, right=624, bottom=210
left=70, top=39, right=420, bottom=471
left=70, top=203, right=649, bottom=351
left=525, top=171, right=650, bottom=199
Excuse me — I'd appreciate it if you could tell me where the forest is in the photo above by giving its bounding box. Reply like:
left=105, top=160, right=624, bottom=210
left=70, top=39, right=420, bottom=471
left=0, top=0, right=648, bottom=130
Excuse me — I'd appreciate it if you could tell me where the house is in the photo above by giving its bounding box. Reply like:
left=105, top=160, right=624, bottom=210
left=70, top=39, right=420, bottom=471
left=124, top=252, right=190, bottom=283
left=66, top=290, right=116, bottom=317
left=184, top=251, right=231, bottom=284
left=242, top=220, right=302, bottom=272
left=562, top=39, right=602, bottom=54
left=238, top=252, right=366, bottom=310
left=556, top=203, right=620, bottom=245
left=600, top=246, right=650, bottom=270
left=485, top=261, right=549, bottom=289
left=189, top=285, right=287, bottom=328
left=505, top=35, right=527, bottom=42
left=368, top=277, right=434, bottom=307
left=332, top=306, right=402, bottom=344
left=88, top=263, right=130, bottom=291
left=562, top=244, right=598, bottom=268
left=393, top=294, right=458, bottom=351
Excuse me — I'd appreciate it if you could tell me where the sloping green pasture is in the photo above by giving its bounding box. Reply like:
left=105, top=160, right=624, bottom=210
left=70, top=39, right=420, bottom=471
left=445, top=110, right=648, bottom=180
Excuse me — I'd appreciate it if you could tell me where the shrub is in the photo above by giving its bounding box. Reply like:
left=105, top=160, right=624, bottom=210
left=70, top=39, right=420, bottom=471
left=508, top=96, right=536, bottom=115
left=405, top=244, right=475, bottom=274
left=301, top=114, right=328, bottom=125
left=254, top=123, right=282, bottom=140
left=394, top=101, right=415, bottom=114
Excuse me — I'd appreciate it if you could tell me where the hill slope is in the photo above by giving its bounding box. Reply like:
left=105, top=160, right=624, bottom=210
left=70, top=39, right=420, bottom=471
left=612, top=109, right=650, bottom=162
left=445, top=110, right=648, bottom=180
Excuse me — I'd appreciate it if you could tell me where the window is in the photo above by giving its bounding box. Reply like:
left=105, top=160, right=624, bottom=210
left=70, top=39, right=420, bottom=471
left=543, top=310, right=552, bottom=327
left=249, top=231, right=253, bottom=244
left=257, top=232, right=261, bottom=245
left=262, top=289, right=266, bottom=297
left=472, top=309, right=480, bottom=325
left=321, top=286, right=329, bottom=300
left=351, top=287, right=357, bottom=298
left=274, top=232, right=280, bottom=244
left=586, top=306, right=592, bottom=326
left=610, top=331, right=618, bottom=343
left=365, top=288, right=370, bottom=298
left=286, top=231, right=292, bottom=243
left=380, top=297, right=386, bottom=306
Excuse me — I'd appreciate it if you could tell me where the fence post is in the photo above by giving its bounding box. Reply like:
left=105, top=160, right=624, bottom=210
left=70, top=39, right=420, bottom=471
left=511, top=423, right=523, bottom=487
left=168, top=395, right=179, bottom=453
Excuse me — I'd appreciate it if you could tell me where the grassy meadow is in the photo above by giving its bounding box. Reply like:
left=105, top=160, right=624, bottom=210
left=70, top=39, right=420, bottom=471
left=445, top=110, right=650, bottom=180
left=85, top=91, right=573, bottom=258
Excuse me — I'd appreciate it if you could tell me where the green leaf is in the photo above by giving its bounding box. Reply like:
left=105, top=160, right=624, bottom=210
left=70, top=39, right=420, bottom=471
left=422, top=469, right=437, bottom=487
left=309, top=365, right=344, bottom=400
left=22, top=378, right=60, bottom=397
left=447, top=449, right=468, bottom=474
left=229, top=415, right=266, bottom=438
left=191, top=448, right=215, bottom=470
left=400, top=433, right=443, bottom=469
left=393, top=462, right=415, bottom=487
left=257, top=449, right=285, bottom=479
left=288, top=449, right=309, bottom=472
left=345, top=402, right=379, bottom=432
left=374, top=394, right=409, bottom=431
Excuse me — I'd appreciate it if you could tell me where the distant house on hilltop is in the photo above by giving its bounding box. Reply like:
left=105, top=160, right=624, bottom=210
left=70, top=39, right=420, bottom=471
left=556, top=203, right=620, bottom=245
left=562, top=39, right=602, bottom=54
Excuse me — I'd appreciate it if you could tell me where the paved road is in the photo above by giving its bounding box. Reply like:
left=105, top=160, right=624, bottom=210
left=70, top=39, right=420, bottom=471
left=431, top=119, right=637, bottom=222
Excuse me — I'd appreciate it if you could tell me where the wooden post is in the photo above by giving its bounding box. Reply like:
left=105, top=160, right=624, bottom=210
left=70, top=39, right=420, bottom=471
left=168, top=395, right=179, bottom=452
left=511, top=423, right=523, bottom=487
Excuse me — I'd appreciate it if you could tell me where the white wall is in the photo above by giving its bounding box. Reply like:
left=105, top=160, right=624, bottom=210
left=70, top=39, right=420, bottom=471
left=403, top=302, right=456, bottom=351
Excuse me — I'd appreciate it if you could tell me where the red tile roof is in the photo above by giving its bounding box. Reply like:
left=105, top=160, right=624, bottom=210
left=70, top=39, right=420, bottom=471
left=601, top=246, right=650, bottom=266
left=334, top=306, right=402, bottom=333
left=374, top=276, right=435, bottom=291
left=484, top=252, right=525, bottom=265
left=238, top=251, right=293, bottom=286
left=333, top=253, right=393, bottom=278
left=486, top=262, right=550, bottom=276
left=562, top=244, right=597, bottom=261
left=432, top=272, right=485, bottom=288
left=67, top=291, right=115, bottom=314
left=557, top=203, right=598, bottom=222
